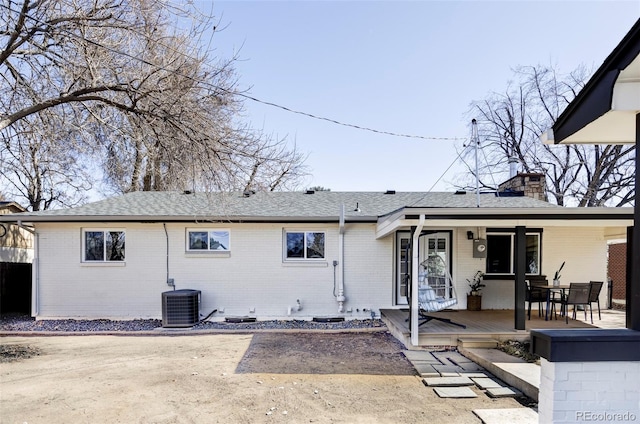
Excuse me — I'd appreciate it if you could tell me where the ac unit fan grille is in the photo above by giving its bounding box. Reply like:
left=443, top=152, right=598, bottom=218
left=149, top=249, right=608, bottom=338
left=162, top=289, right=200, bottom=328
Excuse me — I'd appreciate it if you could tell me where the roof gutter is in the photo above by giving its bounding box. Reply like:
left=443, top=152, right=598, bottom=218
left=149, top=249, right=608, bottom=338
left=0, top=214, right=380, bottom=224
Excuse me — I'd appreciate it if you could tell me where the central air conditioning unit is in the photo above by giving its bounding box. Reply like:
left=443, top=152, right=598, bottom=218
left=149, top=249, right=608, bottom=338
left=162, top=289, right=201, bottom=328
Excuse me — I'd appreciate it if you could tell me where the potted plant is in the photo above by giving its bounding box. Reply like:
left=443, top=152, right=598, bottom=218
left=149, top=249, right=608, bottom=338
left=553, top=261, right=565, bottom=287
left=466, top=271, right=485, bottom=311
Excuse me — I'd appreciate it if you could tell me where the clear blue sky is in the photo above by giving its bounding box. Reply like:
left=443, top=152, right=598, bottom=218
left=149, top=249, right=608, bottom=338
left=197, top=0, right=639, bottom=192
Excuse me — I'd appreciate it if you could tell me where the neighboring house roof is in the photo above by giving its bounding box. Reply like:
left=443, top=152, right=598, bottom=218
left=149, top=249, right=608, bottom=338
left=544, top=18, right=640, bottom=145
left=0, top=190, right=559, bottom=223
left=0, top=201, right=27, bottom=214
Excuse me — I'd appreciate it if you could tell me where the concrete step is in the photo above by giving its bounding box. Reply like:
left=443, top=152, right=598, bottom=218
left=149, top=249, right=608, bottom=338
left=458, top=337, right=499, bottom=349
left=459, top=347, right=540, bottom=402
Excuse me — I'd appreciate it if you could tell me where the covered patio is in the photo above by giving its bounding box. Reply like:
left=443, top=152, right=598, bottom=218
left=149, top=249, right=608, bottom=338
left=380, top=308, right=620, bottom=348
left=376, top=207, right=632, bottom=346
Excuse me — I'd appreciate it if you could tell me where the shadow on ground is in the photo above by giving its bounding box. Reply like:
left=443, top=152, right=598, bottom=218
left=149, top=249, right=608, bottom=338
left=235, top=331, right=416, bottom=375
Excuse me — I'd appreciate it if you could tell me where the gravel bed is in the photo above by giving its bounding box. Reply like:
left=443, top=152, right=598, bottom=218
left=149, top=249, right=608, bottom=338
left=0, top=315, right=386, bottom=333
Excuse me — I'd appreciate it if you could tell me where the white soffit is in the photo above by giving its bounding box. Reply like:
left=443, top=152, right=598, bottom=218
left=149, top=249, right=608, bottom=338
left=544, top=55, right=640, bottom=145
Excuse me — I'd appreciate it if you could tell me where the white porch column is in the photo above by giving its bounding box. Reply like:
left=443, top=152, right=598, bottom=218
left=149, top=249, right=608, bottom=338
left=410, top=215, right=425, bottom=346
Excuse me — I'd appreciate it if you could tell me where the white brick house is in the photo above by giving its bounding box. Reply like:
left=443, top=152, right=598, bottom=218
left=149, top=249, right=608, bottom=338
left=0, top=189, right=631, bottom=324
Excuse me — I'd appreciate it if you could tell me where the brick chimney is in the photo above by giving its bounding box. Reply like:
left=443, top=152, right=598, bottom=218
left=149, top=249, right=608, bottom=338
left=498, top=172, right=548, bottom=202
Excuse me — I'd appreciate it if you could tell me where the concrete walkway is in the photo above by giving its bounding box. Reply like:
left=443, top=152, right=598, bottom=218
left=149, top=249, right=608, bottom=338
left=405, top=310, right=627, bottom=423
left=402, top=349, right=538, bottom=424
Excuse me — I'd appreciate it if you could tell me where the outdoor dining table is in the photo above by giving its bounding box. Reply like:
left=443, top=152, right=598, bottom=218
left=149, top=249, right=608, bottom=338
left=538, top=284, right=571, bottom=321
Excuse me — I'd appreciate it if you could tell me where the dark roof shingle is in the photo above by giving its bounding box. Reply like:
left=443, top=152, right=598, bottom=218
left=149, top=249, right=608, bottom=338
left=7, top=190, right=555, bottom=222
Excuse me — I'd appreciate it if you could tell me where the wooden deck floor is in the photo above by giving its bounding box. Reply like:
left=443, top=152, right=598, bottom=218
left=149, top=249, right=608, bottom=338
left=380, top=308, right=596, bottom=348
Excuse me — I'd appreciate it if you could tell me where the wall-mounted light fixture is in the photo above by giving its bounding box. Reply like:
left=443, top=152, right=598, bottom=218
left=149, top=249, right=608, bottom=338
left=467, top=231, right=474, bottom=240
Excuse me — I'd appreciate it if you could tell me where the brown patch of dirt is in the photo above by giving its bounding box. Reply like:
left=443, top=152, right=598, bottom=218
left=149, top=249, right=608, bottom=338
left=236, top=331, right=415, bottom=375
left=0, top=343, right=41, bottom=362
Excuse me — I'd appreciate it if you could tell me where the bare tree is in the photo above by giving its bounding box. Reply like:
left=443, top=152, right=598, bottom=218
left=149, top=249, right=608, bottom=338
left=1, top=110, right=93, bottom=210
left=459, top=65, right=634, bottom=207
left=1, top=0, right=307, bottom=210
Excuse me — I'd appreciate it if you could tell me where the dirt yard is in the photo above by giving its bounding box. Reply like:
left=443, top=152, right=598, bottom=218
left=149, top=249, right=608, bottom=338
left=0, top=331, right=525, bottom=423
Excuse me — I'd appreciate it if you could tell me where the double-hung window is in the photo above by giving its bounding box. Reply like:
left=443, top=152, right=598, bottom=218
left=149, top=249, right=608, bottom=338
left=486, top=230, right=541, bottom=275
left=83, top=230, right=125, bottom=262
left=186, top=229, right=230, bottom=252
left=285, top=231, right=325, bottom=260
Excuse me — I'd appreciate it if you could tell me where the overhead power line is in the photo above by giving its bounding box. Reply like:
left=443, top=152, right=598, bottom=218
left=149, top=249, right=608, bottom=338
left=233, top=92, right=465, bottom=141
left=1, top=2, right=466, bottom=142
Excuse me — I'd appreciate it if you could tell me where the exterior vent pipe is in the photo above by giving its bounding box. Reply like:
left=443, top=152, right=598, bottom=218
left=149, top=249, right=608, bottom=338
left=508, top=157, right=519, bottom=178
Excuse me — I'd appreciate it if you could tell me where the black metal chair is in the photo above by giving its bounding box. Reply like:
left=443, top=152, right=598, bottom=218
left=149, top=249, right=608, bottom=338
left=587, top=281, right=604, bottom=323
left=525, top=278, right=548, bottom=319
left=553, top=282, right=590, bottom=324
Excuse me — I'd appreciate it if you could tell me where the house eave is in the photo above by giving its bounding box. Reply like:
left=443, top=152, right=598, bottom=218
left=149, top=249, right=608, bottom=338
left=376, top=207, right=633, bottom=239
left=545, top=18, right=640, bottom=145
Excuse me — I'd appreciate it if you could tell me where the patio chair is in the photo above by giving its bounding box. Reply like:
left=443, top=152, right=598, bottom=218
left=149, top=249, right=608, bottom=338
left=417, top=276, right=466, bottom=328
left=552, top=282, right=590, bottom=324
left=587, top=281, right=604, bottom=323
left=525, top=277, right=548, bottom=320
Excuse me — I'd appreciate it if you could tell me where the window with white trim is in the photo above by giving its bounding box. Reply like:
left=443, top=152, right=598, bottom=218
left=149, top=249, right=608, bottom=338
left=83, top=230, right=125, bottom=262
left=186, top=229, right=230, bottom=252
left=486, top=231, right=541, bottom=275
left=284, top=231, right=325, bottom=260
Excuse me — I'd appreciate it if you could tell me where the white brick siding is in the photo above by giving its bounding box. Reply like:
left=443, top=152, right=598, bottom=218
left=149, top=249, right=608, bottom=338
left=459, top=227, right=608, bottom=310
left=539, top=359, right=640, bottom=423
left=32, top=223, right=612, bottom=319
left=34, top=222, right=396, bottom=319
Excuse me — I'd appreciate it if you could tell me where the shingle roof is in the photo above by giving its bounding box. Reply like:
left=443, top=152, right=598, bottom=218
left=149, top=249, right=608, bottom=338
left=5, top=190, right=556, bottom=222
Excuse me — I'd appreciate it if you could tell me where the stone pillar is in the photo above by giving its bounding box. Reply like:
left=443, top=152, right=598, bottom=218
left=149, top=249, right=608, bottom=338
left=531, top=329, right=640, bottom=424
left=538, top=358, right=639, bottom=423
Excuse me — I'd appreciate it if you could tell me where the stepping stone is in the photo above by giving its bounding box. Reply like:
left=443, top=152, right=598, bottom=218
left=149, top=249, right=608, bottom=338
left=473, top=408, right=537, bottom=424
left=433, top=387, right=477, bottom=398
left=433, top=350, right=470, bottom=363
left=403, top=350, right=438, bottom=362
left=486, top=387, right=523, bottom=398
left=433, top=364, right=464, bottom=374
left=431, top=351, right=457, bottom=363
left=438, top=372, right=461, bottom=377
left=472, top=377, right=503, bottom=389
left=459, top=372, right=488, bottom=378
left=413, top=363, right=439, bottom=376
left=457, top=362, right=484, bottom=372
left=409, top=359, right=442, bottom=368
left=422, top=376, right=474, bottom=387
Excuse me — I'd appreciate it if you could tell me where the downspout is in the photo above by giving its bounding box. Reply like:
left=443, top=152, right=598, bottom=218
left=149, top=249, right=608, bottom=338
left=336, top=205, right=346, bottom=312
left=410, top=215, right=425, bottom=346
left=163, top=223, right=174, bottom=290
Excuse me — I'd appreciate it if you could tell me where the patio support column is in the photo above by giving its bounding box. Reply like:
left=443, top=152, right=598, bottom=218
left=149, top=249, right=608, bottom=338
left=627, top=226, right=634, bottom=328
left=631, top=112, right=640, bottom=331
left=410, top=215, right=425, bottom=346
left=514, top=226, right=526, bottom=330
